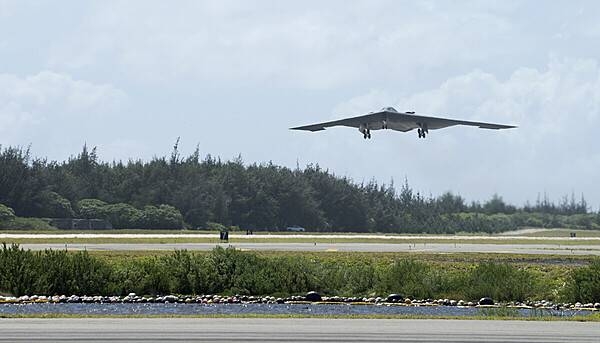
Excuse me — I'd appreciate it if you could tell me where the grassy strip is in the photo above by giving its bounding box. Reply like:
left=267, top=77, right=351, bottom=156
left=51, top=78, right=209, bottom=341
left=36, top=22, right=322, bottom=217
left=0, top=229, right=219, bottom=235
left=1, top=312, right=599, bottom=321
left=86, top=250, right=596, bottom=265
left=4, top=237, right=600, bottom=245
left=521, top=229, right=600, bottom=238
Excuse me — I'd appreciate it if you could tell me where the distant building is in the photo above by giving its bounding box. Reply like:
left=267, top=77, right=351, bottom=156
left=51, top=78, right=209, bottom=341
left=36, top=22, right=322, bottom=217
left=286, top=226, right=305, bottom=232
left=50, top=218, right=113, bottom=230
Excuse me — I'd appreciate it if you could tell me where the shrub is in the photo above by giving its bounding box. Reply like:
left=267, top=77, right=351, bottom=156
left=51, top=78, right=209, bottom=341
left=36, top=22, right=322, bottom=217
left=141, top=205, right=184, bottom=229
left=0, top=244, right=110, bottom=296
left=563, top=260, right=600, bottom=303
left=377, top=259, right=439, bottom=299
left=34, top=191, right=74, bottom=218
left=564, top=214, right=597, bottom=229
left=206, top=222, right=229, bottom=232
left=0, top=244, right=41, bottom=295
left=104, top=203, right=144, bottom=229
left=0, top=204, right=16, bottom=222
left=0, top=217, right=55, bottom=230
left=0, top=244, right=580, bottom=301
left=463, top=262, right=537, bottom=301
left=77, top=199, right=109, bottom=219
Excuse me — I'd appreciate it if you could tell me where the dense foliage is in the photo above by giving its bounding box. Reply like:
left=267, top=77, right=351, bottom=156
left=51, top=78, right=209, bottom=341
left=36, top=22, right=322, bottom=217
left=563, top=260, right=600, bottom=303
left=0, top=245, right=597, bottom=303
left=0, top=244, right=110, bottom=296
left=0, top=144, right=597, bottom=232
left=0, top=204, right=15, bottom=222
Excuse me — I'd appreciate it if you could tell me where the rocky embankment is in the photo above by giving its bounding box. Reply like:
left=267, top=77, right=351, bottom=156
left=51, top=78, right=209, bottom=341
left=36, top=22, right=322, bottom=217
left=1, top=292, right=599, bottom=311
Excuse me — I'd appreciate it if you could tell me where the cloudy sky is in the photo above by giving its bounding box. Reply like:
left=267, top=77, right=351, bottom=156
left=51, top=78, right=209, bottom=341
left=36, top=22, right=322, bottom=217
left=1, top=1, right=600, bottom=208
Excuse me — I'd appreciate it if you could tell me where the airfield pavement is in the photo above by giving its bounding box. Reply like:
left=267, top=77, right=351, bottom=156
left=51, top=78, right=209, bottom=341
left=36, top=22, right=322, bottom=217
left=14, top=242, right=600, bottom=255
left=3, top=233, right=600, bottom=240
left=1, top=318, right=598, bottom=342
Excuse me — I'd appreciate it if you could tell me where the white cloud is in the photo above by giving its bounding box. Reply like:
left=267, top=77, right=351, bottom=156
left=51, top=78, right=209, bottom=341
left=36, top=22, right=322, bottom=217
left=331, top=58, right=600, bottom=205
left=45, top=1, right=528, bottom=90
left=0, top=71, right=126, bottom=139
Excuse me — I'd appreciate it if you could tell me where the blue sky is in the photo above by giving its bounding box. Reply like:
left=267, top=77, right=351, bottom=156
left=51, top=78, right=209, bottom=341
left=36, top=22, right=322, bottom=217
left=1, top=1, right=600, bottom=208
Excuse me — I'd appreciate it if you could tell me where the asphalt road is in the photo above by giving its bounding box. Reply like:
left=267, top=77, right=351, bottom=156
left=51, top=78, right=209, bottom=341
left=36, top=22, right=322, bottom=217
left=1, top=318, right=598, bottom=342
left=18, top=242, right=600, bottom=255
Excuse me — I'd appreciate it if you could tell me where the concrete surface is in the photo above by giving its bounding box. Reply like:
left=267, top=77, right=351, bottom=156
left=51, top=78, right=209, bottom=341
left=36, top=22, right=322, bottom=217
left=0, top=318, right=598, bottom=342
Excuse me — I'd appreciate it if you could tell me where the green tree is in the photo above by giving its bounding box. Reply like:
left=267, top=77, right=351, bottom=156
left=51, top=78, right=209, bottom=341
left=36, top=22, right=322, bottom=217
left=34, top=191, right=75, bottom=218
left=76, top=199, right=109, bottom=219
left=142, top=205, right=184, bottom=229
left=0, top=203, right=16, bottom=222
left=104, top=203, right=143, bottom=229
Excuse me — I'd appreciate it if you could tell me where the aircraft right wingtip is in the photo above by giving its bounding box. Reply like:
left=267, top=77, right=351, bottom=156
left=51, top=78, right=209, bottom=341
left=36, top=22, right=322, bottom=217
left=290, top=125, right=326, bottom=132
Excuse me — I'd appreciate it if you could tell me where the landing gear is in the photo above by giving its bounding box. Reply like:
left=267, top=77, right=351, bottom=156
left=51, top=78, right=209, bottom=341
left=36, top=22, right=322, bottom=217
left=359, top=124, right=372, bottom=139
left=417, top=124, right=428, bottom=139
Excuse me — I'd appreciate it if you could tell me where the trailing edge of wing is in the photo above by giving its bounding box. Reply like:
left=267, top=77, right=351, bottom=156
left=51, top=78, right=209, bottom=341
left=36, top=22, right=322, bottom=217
left=291, top=112, right=385, bottom=132
left=465, top=121, right=517, bottom=130
left=290, top=124, right=327, bottom=131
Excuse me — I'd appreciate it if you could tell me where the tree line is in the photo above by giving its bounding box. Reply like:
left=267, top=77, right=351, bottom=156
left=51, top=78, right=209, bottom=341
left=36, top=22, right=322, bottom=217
left=0, top=144, right=598, bottom=232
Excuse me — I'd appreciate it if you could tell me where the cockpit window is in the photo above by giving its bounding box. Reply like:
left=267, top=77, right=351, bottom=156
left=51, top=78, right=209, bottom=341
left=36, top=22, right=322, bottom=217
left=382, top=107, right=398, bottom=112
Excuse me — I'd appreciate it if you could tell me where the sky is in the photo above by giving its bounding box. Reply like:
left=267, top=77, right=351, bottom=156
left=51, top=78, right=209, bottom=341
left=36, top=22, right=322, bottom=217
left=1, top=1, right=600, bottom=208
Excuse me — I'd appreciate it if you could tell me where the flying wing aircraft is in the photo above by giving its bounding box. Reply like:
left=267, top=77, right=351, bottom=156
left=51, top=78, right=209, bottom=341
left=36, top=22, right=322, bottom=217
left=291, top=107, right=516, bottom=139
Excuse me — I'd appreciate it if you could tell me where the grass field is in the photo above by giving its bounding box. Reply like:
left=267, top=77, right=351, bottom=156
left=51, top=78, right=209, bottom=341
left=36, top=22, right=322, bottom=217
left=85, top=250, right=597, bottom=266
left=519, top=229, right=600, bottom=238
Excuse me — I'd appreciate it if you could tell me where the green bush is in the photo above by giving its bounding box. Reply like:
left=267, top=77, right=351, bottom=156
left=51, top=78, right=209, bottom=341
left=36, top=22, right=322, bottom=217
left=377, top=259, right=442, bottom=299
left=563, top=260, right=600, bottom=303
left=0, top=204, right=16, bottom=222
left=564, top=214, right=597, bottom=229
left=162, top=250, right=207, bottom=294
left=141, top=205, right=184, bottom=229
left=339, top=261, right=377, bottom=295
left=0, top=244, right=41, bottom=295
left=34, top=191, right=74, bottom=218
left=104, top=203, right=144, bottom=229
left=206, top=222, right=229, bottom=232
left=463, top=262, right=537, bottom=301
left=0, top=217, right=55, bottom=230
left=77, top=199, right=109, bottom=219
left=76, top=200, right=184, bottom=229
left=0, top=244, right=581, bottom=301
left=0, top=244, right=110, bottom=296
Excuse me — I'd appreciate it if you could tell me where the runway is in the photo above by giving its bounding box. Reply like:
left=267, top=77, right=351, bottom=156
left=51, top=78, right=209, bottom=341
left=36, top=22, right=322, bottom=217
left=3, top=233, right=600, bottom=241
left=17, top=242, right=600, bottom=255
left=1, top=318, right=598, bottom=342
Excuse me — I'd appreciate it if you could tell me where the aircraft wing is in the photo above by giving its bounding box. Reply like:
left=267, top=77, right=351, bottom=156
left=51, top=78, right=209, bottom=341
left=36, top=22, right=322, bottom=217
left=291, top=110, right=516, bottom=133
left=399, top=113, right=517, bottom=131
left=290, top=112, right=386, bottom=131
